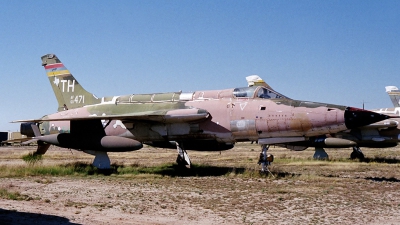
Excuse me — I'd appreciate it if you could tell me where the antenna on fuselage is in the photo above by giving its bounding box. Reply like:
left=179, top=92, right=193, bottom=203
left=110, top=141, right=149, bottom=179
left=362, top=100, right=370, bottom=110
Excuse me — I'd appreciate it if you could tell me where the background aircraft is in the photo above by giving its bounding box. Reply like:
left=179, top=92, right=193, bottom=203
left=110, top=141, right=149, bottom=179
left=15, top=54, right=389, bottom=171
left=385, top=86, right=400, bottom=109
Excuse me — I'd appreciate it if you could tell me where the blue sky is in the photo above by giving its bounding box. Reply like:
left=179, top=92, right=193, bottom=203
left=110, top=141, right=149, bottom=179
left=0, top=1, right=399, bottom=131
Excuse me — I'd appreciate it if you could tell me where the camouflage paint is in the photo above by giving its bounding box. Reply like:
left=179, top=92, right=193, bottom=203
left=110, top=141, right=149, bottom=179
left=16, top=54, right=389, bottom=153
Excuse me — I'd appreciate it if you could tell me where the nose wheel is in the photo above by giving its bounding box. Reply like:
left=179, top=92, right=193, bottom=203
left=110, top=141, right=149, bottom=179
left=175, top=142, right=191, bottom=168
left=258, top=144, right=274, bottom=176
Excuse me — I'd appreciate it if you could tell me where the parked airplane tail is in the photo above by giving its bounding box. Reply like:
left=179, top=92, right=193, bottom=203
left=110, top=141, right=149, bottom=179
left=41, top=54, right=101, bottom=111
left=385, top=86, right=400, bottom=107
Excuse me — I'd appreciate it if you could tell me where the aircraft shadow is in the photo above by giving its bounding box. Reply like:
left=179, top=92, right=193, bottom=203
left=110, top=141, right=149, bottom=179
left=113, top=164, right=246, bottom=177
left=67, top=162, right=302, bottom=178
left=365, top=177, right=400, bottom=183
left=360, top=157, right=400, bottom=164
left=147, top=164, right=244, bottom=177
left=0, top=208, right=80, bottom=225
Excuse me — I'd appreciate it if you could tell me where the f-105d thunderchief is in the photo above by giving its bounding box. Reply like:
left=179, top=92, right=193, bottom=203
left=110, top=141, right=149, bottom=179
left=15, top=54, right=390, bottom=171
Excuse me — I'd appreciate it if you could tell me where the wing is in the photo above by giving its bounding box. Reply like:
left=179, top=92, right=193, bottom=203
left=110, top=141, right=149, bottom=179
left=13, top=108, right=210, bottom=124
left=1, top=137, right=33, bottom=145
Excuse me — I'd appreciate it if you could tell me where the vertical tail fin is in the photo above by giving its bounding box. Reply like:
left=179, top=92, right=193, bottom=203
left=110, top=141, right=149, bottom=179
left=41, top=54, right=101, bottom=111
left=385, top=86, right=400, bottom=107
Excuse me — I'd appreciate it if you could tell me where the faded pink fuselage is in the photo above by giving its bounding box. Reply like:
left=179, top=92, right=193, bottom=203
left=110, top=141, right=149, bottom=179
left=34, top=86, right=355, bottom=151
left=19, top=53, right=389, bottom=153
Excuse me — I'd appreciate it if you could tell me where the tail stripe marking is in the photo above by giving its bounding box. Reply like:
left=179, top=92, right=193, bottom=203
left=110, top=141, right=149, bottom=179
left=45, top=63, right=70, bottom=77
left=44, top=63, right=64, bottom=69
left=47, top=70, right=71, bottom=77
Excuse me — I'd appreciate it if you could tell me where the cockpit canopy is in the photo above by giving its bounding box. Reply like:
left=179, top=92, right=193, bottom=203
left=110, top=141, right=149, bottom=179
left=233, top=86, right=289, bottom=99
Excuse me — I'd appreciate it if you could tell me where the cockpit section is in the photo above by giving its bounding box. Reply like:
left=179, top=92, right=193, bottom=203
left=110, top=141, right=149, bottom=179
left=232, top=86, right=258, bottom=98
left=233, top=86, right=288, bottom=99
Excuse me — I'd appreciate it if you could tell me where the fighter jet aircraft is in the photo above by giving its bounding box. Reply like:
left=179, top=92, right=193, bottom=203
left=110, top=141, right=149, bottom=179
left=14, top=54, right=390, bottom=171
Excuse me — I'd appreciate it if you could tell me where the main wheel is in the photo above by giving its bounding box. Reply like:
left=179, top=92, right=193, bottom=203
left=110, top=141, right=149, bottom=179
left=350, top=151, right=365, bottom=160
left=176, top=155, right=187, bottom=167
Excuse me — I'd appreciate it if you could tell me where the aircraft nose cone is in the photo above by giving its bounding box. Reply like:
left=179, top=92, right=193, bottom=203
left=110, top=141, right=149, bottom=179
left=344, top=107, right=390, bottom=129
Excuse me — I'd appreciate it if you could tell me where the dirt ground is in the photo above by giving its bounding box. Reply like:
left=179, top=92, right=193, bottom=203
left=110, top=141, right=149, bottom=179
left=1, top=144, right=400, bottom=225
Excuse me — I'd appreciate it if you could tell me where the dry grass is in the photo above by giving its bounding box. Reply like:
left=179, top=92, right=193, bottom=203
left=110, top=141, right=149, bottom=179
left=0, top=143, right=400, bottom=224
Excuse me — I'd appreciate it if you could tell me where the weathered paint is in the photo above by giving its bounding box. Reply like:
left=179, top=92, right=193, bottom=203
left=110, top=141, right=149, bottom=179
left=17, top=54, right=390, bottom=153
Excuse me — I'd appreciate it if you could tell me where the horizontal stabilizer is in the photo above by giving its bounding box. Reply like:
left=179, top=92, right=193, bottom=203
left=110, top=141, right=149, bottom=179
left=1, top=137, right=33, bottom=145
left=21, top=138, right=37, bottom=145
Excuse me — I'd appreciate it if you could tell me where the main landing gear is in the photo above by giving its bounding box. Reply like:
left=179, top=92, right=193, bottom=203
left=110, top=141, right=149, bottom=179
left=258, top=144, right=274, bottom=175
left=84, top=150, right=111, bottom=169
left=350, top=146, right=365, bottom=160
left=313, top=146, right=365, bottom=160
left=313, top=147, right=329, bottom=160
left=176, top=142, right=192, bottom=168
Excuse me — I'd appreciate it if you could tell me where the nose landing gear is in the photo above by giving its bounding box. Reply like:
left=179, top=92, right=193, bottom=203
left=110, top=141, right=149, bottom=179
left=258, top=144, right=274, bottom=176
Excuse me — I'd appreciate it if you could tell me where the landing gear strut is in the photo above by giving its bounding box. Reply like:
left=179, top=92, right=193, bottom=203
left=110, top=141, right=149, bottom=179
left=176, top=142, right=191, bottom=168
left=258, top=144, right=274, bottom=174
left=350, top=146, right=365, bottom=160
left=313, top=147, right=329, bottom=160
left=84, top=150, right=111, bottom=169
left=35, top=140, right=51, bottom=155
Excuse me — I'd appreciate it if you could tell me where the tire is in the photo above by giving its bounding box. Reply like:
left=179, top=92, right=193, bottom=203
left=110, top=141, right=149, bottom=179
left=350, top=151, right=364, bottom=160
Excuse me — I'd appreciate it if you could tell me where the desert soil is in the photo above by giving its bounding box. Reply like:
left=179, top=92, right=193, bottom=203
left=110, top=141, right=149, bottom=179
left=1, top=143, right=400, bottom=225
